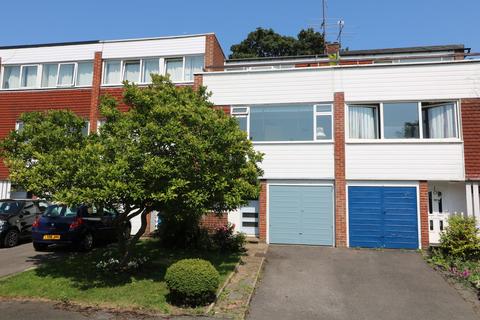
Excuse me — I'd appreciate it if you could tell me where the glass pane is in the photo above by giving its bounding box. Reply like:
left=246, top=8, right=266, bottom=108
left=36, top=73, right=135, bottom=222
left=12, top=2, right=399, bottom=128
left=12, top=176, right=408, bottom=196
left=142, top=58, right=159, bottom=83
left=232, top=107, right=248, bottom=114
left=316, top=115, right=332, bottom=140
left=104, top=61, right=121, bottom=84
left=383, top=103, right=419, bottom=139
left=2, top=66, right=20, bottom=89
left=41, top=64, right=58, bottom=87
left=165, top=58, right=183, bottom=82
left=57, top=64, right=75, bottom=86
left=250, top=105, right=313, bottom=141
left=423, top=104, right=457, bottom=139
left=316, top=104, right=332, bottom=113
left=236, top=116, right=247, bottom=132
left=81, top=121, right=89, bottom=136
left=349, top=105, right=378, bottom=139
left=123, top=61, right=140, bottom=83
left=21, top=66, right=38, bottom=87
left=76, top=62, right=93, bottom=86
left=184, top=55, right=204, bottom=81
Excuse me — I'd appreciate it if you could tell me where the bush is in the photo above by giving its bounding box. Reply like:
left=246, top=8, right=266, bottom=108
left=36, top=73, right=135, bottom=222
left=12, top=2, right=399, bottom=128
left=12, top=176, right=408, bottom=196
left=165, top=258, right=220, bottom=306
left=439, top=215, right=480, bottom=261
left=212, top=223, right=246, bottom=252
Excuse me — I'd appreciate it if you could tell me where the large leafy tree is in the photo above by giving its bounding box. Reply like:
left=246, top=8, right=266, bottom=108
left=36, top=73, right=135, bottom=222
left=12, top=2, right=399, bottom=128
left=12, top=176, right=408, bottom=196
left=1, top=75, right=263, bottom=266
left=229, top=27, right=325, bottom=59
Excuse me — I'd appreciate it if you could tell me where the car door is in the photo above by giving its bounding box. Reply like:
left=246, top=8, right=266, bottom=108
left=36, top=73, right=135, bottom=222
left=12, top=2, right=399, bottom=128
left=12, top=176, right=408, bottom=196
left=20, top=201, right=39, bottom=235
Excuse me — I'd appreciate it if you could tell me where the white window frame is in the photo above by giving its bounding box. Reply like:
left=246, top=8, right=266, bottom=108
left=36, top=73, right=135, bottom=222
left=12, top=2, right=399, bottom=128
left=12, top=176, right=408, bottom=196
left=231, top=106, right=250, bottom=137
left=314, top=104, right=334, bottom=141
left=122, top=60, right=142, bottom=84
left=19, top=64, right=40, bottom=89
left=75, top=61, right=94, bottom=88
left=141, top=58, right=162, bottom=84
left=346, top=100, right=461, bottom=143
left=164, top=57, right=186, bottom=83
left=232, top=103, right=334, bottom=144
left=103, top=58, right=164, bottom=86
left=0, top=65, right=21, bottom=90
left=15, top=120, right=24, bottom=131
left=346, top=103, right=380, bottom=140
left=56, top=63, right=77, bottom=87
left=96, top=119, right=106, bottom=133
left=421, top=101, right=460, bottom=140
left=82, top=120, right=91, bottom=136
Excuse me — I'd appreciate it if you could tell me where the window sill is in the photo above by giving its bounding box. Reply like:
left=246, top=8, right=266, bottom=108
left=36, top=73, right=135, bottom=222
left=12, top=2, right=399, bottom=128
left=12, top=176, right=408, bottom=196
left=0, top=86, right=92, bottom=92
left=101, top=81, right=194, bottom=87
left=346, top=139, right=463, bottom=144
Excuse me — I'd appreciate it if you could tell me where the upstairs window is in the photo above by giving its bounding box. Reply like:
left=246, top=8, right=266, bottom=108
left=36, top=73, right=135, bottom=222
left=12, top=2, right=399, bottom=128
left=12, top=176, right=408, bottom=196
left=165, top=58, right=183, bottom=82
left=348, top=105, right=379, bottom=139
left=20, top=65, right=38, bottom=88
left=142, top=59, right=160, bottom=83
left=123, top=60, right=140, bottom=83
left=104, top=61, right=121, bottom=84
left=234, top=104, right=333, bottom=142
left=2, top=66, right=20, bottom=89
left=41, top=64, right=58, bottom=87
left=422, top=102, right=457, bottom=139
left=76, top=62, right=93, bottom=86
left=184, top=56, right=204, bottom=82
left=57, top=63, right=75, bottom=86
left=348, top=101, right=458, bottom=140
left=383, top=102, right=419, bottom=139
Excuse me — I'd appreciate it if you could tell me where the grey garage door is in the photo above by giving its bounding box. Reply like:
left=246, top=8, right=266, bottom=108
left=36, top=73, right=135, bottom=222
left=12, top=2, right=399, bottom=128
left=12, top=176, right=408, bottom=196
left=269, top=185, right=333, bottom=245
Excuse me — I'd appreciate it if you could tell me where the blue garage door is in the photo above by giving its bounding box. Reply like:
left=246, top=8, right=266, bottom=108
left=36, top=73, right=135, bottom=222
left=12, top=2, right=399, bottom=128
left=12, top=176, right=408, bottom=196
left=269, top=185, right=333, bottom=245
left=349, top=186, right=419, bottom=249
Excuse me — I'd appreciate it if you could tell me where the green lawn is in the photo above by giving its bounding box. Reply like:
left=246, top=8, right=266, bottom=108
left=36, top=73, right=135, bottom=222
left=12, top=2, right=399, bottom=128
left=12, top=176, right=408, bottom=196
left=0, top=239, right=240, bottom=314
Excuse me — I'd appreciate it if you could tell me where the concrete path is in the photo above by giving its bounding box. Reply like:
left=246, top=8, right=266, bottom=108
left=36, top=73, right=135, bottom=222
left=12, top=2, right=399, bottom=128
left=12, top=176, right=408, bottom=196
left=247, top=245, right=480, bottom=320
left=0, top=241, right=60, bottom=278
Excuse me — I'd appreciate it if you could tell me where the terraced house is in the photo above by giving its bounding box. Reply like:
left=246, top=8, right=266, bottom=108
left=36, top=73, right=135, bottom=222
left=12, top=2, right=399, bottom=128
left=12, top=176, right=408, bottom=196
left=1, top=34, right=479, bottom=249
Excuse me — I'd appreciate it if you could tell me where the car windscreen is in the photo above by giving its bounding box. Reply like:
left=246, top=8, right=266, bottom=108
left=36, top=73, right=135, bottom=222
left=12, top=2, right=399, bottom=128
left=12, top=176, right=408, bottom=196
left=43, top=205, right=78, bottom=217
left=0, top=201, right=22, bottom=215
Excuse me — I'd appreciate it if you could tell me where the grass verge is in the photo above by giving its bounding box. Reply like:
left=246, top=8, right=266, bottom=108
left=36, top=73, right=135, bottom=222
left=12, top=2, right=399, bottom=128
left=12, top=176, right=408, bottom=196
left=0, top=239, right=240, bottom=314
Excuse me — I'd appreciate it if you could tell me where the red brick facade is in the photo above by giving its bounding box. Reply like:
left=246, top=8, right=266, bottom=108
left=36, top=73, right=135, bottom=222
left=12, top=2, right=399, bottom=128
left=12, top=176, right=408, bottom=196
left=205, top=34, right=225, bottom=72
left=258, top=180, right=267, bottom=241
left=201, top=212, right=228, bottom=230
left=334, top=92, right=347, bottom=247
left=88, top=51, right=103, bottom=133
left=461, top=98, right=480, bottom=180
left=419, top=181, right=429, bottom=248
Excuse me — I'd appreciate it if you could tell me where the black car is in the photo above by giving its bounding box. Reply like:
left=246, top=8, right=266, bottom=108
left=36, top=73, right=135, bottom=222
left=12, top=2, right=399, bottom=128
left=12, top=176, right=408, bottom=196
left=0, top=199, right=50, bottom=248
left=32, top=204, right=131, bottom=251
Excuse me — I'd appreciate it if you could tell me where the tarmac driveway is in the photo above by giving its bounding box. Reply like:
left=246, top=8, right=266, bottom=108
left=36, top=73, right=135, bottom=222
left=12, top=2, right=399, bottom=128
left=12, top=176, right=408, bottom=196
left=0, top=241, right=60, bottom=278
left=248, top=246, right=480, bottom=320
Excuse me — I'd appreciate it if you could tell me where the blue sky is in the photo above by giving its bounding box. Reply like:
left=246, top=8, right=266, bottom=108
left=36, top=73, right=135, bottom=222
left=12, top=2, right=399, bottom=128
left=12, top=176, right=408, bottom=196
left=1, top=0, right=479, bottom=55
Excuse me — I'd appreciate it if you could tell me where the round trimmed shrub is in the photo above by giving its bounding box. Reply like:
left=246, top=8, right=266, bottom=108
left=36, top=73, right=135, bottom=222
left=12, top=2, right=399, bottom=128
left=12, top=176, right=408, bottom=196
left=165, top=258, right=220, bottom=306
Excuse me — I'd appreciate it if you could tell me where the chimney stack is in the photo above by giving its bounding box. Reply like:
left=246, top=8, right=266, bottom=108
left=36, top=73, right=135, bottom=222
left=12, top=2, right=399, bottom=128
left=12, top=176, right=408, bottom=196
left=325, top=42, right=340, bottom=55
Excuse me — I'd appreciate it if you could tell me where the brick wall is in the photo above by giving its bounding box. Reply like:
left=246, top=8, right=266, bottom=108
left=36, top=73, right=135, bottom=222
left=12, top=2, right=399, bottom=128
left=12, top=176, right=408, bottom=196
left=419, top=181, right=429, bottom=248
left=88, top=51, right=103, bottom=133
left=201, top=212, right=228, bottom=230
left=0, top=89, right=93, bottom=179
left=461, top=98, right=480, bottom=180
left=205, top=34, right=225, bottom=72
left=334, top=92, right=347, bottom=247
left=258, top=180, right=267, bottom=241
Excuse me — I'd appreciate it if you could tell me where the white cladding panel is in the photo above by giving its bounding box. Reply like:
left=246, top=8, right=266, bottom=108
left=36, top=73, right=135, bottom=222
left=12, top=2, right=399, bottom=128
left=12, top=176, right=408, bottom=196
left=0, top=36, right=206, bottom=65
left=102, top=36, right=206, bottom=59
left=0, top=181, right=11, bottom=199
left=346, top=143, right=465, bottom=181
left=255, top=144, right=334, bottom=179
left=203, top=62, right=480, bottom=105
left=0, top=43, right=102, bottom=64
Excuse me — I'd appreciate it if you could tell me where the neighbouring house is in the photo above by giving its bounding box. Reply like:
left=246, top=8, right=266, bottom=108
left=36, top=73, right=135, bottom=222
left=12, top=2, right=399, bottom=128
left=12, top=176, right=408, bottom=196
left=0, top=35, right=479, bottom=249
left=0, top=33, right=225, bottom=235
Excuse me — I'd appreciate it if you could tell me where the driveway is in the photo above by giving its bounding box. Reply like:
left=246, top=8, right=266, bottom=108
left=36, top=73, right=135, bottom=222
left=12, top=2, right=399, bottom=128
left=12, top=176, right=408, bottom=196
left=0, top=241, right=60, bottom=278
left=248, top=246, right=480, bottom=320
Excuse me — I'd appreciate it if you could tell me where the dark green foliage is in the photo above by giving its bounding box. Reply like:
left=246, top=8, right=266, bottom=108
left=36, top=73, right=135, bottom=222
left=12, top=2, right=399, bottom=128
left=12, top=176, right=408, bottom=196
left=165, top=258, right=220, bottom=306
left=212, top=223, right=246, bottom=252
left=229, top=27, right=325, bottom=59
left=439, top=215, right=480, bottom=261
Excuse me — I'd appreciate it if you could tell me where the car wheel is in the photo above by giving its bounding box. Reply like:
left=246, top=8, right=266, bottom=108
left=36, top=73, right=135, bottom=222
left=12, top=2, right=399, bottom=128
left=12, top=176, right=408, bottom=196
left=33, top=242, right=48, bottom=252
left=79, top=233, right=94, bottom=252
left=3, top=229, right=19, bottom=248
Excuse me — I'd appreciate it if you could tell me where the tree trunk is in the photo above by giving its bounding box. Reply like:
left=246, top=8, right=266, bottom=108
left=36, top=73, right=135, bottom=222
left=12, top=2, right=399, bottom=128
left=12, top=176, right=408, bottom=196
left=119, top=208, right=149, bottom=268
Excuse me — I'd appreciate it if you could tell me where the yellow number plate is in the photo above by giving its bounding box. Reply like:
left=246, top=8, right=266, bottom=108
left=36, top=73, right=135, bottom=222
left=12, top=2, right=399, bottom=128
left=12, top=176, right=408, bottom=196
left=43, top=235, right=60, bottom=240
